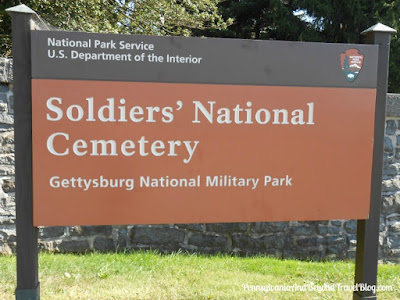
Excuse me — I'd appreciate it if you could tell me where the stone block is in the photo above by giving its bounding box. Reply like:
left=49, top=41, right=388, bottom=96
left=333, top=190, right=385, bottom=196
left=206, top=222, right=247, bottom=233
left=383, top=152, right=394, bottom=165
left=2, top=179, right=15, bottom=193
left=232, top=234, right=285, bottom=250
left=2, top=179, right=14, bottom=193
left=389, top=249, right=400, bottom=258
left=318, top=225, right=341, bottom=235
left=292, top=224, right=313, bottom=236
left=347, top=234, right=357, bottom=246
left=0, top=231, right=6, bottom=241
left=0, top=243, right=14, bottom=255
left=0, top=100, right=7, bottom=112
left=0, top=85, right=8, bottom=93
left=388, top=214, right=400, bottom=223
left=81, top=225, right=112, bottom=236
left=176, top=223, right=205, bottom=232
left=0, top=114, right=13, bottom=125
left=380, top=217, right=386, bottom=232
left=385, top=137, right=393, bottom=152
left=389, top=221, right=400, bottom=233
left=347, top=250, right=356, bottom=259
left=7, top=233, right=16, bottom=243
left=250, top=222, right=288, bottom=233
left=40, top=226, right=65, bottom=238
left=0, top=59, right=12, bottom=83
left=382, top=176, right=400, bottom=192
left=189, top=233, right=228, bottom=248
left=264, top=234, right=288, bottom=249
left=382, top=194, right=400, bottom=214
left=69, top=226, right=83, bottom=237
left=0, top=215, right=15, bottom=225
left=0, top=146, right=14, bottom=154
left=93, top=237, right=115, bottom=252
left=345, top=220, right=357, bottom=234
left=327, top=243, right=348, bottom=257
left=379, top=233, right=386, bottom=246
left=0, top=165, right=14, bottom=176
left=0, top=71, right=7, bottom=84
left=296, top=236, right=323, bottom=247
left=39, top=241, right=53, bottom=251
left=388, top=236, right=400, bottom=248
left=389, top=162, right=400, bottom=171
left=115, top=227, right=128, bottom=249
left=327, top=235, right=346, bottom=245
left=0, top=124, right=14, bottom=132
left=386, top=120, right=397, bottom=135
left=0, top=155, right=14, bottom=165
left=130, top=226, right=185, bottom=246
left=56, top=239, right=90, bottom=253
left=386, top=94, right=400, bottom=117
left=0, top=154, right=13, bottom=165
left=7, top=94, right=13, bottom=114
left=330, top=220, right=343, bottom=227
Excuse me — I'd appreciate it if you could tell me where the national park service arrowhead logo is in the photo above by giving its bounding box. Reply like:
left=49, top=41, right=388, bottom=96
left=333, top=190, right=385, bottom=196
left=340, top=49, right=364, bottom=83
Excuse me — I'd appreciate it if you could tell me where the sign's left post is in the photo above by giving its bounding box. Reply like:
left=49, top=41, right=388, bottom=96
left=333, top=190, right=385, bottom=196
left=6, top=5, right=40, bottom=300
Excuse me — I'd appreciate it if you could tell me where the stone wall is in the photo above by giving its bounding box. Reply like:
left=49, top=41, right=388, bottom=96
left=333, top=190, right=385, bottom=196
left=0, top=57, right=15, bottom=255
left=0, top=57, right=399, bottom=262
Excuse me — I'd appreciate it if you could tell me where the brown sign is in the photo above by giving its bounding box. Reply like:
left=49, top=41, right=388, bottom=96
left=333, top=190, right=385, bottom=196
left=31, top=31, right=378, bottom=226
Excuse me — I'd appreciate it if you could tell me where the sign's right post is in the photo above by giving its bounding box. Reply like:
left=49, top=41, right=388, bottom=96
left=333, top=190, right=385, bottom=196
left=354, top=23, right=396, bottom=300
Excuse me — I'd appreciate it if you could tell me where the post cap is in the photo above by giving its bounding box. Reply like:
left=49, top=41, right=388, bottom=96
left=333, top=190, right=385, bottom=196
left=361, top=23, right=397, bottom=35
left=6, top=4, right=36, bottom=15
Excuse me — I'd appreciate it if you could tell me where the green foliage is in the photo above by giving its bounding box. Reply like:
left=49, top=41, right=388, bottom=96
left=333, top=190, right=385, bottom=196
left=375, top=1, right=400, bottom=93
left=0, top=0, right=230, bottom=56
left=114, top=0, right=231, bottom=37
left=1, top=1, right=399, bottom=91
left=0, top=252, right=399, bottom=299
left=199, top=0, right=400, bottom=92
left=0, top=0, right=116, bottom=56
left=294, top=0, right=400, bottom=92
left=197, top=0, right=318, bottom=41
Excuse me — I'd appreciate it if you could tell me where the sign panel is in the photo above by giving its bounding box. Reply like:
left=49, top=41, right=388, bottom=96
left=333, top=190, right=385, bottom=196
left=31, top=30, right=378, bottom=226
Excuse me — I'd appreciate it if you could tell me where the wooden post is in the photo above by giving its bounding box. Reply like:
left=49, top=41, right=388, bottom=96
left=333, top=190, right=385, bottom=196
left=354, top=23, right=396, bottom=300
left=6, top=4, right=40, bottom=300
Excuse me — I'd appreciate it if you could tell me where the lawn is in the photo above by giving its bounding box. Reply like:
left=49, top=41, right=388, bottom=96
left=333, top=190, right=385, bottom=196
left=0, top=251, right=399, bottom=299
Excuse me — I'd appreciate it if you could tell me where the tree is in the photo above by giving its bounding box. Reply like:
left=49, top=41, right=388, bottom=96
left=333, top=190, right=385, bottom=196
left=294, top=0, right=399, bottom=92
left=1, top=1, right=399, bottom=91
left=197, top=0, right=400, bottom=92
left=0, top=0, right=230, bottom=57
left=196, top=0, right=318, bottom=41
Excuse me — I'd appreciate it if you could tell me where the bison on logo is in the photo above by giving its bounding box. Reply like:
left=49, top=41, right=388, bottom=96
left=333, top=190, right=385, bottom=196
left=340, top=49, right=364, bottom=83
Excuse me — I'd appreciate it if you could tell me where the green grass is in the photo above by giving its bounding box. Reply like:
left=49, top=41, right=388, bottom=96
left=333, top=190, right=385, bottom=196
left=0, top=251, right=399, bottom=299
